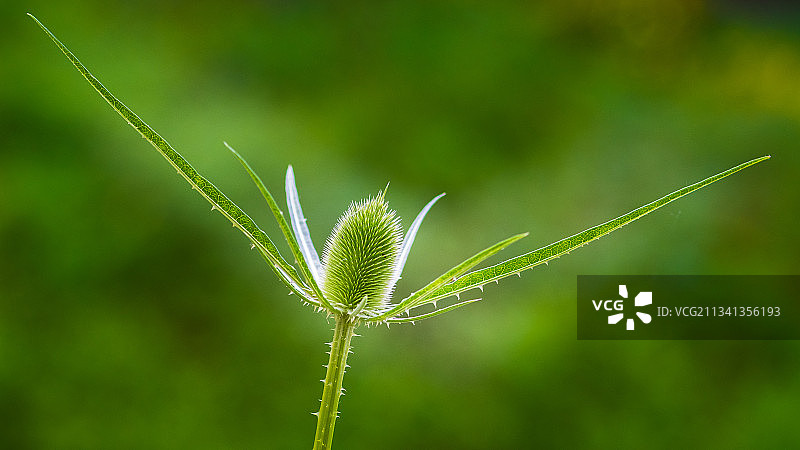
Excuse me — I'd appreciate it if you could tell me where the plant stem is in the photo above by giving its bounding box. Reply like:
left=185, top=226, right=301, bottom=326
left=313, top=315, right=356, bottom=449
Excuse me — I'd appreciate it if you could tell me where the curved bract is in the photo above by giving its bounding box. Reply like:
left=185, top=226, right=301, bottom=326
left=286, top=165, right=323, bottom=285
left=390, top=193, right=446, bottom=289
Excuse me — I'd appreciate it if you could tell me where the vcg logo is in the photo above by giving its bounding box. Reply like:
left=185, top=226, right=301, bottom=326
left=591, top=285, right=652, bottom=330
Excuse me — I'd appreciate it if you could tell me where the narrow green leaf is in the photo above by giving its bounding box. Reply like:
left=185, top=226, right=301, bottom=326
left=385, top=298, right=482, bottom=324
left=29, top=14, right=307, bottom=294
left=370, top=232, right=527, bottom=321
left=225, top=143, right=332, bottom=310
left=424, top=156, right=771, bottom=304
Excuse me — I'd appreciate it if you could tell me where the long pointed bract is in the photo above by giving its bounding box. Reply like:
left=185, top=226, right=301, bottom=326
left=386, top=298, right=483, bottom=323
left=389, top=193, right=445, bottom=290
left=29, top=14, right=307, bottom=294
left=422, top=156, right=771, bottom=304
left=286, top=166, right=323, bottom=284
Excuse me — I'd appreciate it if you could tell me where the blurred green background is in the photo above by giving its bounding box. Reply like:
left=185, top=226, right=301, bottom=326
left=2, top=1, right=799, bottom=448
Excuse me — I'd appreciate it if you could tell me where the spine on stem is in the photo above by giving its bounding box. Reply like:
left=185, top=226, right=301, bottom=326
left=313, top=315, right=356, bottom=450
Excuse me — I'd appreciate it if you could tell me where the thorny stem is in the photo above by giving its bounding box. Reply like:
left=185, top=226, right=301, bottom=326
left=313, top=315, right=357, bottom=449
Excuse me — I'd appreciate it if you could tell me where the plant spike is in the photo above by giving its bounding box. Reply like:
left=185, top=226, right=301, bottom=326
left=321, top=192, right=403, bottom=313
left=419, top=155, right=771, bottom=306
left=27, top=14, right=309, bottom=296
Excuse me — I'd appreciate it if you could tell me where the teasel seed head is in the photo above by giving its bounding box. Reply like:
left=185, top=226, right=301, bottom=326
left=321, top=191, right=402, bottom=313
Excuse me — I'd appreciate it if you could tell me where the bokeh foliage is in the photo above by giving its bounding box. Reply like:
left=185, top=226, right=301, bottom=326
left=2, top=1, right=799, bottom=448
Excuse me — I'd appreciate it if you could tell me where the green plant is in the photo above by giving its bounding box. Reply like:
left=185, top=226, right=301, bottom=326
left=30, top=14, right=769, bottom=449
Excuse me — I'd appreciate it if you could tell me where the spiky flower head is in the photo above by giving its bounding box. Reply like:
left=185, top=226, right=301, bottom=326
left=321, top=191, right=403, bottom=313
